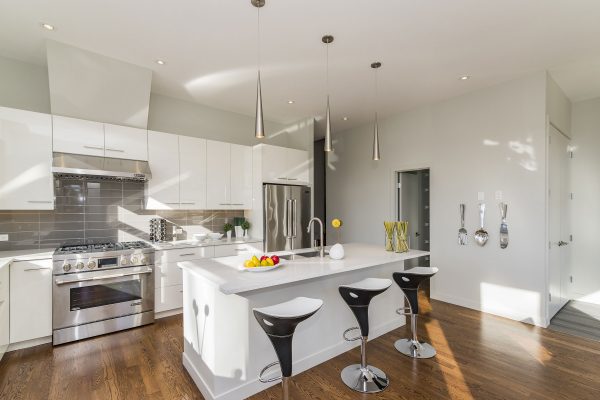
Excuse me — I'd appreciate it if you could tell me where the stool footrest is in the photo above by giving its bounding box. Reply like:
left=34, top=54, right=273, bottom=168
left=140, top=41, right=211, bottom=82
left=396, top=307, right=412, bottom=316
left=258, top=361, right=282, bottom=383
left=343, top=327, right=362, bottom=342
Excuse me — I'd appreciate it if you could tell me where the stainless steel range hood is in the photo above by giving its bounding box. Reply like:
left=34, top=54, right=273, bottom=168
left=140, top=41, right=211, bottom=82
left=52, top=152, right=152, bottom=181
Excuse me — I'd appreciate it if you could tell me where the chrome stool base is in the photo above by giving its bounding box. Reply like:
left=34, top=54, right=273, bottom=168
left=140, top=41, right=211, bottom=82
left=340, top=364, right=389, bottom=393
left=394, top=338, right=436, bottom=359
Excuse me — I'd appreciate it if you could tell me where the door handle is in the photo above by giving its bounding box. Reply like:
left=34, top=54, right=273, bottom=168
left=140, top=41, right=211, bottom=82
left=83, top=145, right=104, bottom=150
left=291, top=199, right=297, bottom=237
left=105, top=148, right=125, bottom=153
left=558, top=241, right=569, bottom=247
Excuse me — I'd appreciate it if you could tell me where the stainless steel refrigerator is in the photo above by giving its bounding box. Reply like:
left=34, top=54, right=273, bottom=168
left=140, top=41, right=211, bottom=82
left=264, top=184, right=311, bottom=252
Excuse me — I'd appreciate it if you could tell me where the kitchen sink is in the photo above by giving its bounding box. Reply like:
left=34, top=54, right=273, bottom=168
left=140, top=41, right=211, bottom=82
left=278, top=250, right=328, bottom=260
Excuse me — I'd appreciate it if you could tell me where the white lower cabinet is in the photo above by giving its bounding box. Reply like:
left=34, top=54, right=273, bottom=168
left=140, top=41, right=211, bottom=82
left=9, top=259, right=52, bottom=343
left=155, top=246, right=215, bottom=314
left=213, top=242, right=263, bottom=258
left=0, top=263, right=9, bottom=360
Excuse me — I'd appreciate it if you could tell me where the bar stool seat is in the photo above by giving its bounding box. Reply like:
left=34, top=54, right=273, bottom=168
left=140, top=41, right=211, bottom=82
left=339, top=277, right=392, bottom=394
left=393, top=267, right=438, bottom=359
left=254, top=297, right=323, bottom=400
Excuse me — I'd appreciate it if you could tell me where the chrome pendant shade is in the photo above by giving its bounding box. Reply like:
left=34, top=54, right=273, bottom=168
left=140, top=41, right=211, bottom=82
left=322, top=35, right=334, bottom=152
left=255, top=71, right=265, bottom=138
left=371, top=62, right=382, bottom=160
left=252, top=0, right=265, bottom=139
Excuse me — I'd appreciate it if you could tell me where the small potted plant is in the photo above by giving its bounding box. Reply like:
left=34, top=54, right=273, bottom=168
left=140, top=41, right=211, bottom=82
left=224, top=223, right=233, bottom=240
left=241, top=220, right=251, bottom=238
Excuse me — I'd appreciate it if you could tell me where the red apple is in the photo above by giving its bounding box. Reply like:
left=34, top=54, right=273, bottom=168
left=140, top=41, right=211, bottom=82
left=260, top=255, right=268, bottom=261
left=271, top=255, right=280, bottom=265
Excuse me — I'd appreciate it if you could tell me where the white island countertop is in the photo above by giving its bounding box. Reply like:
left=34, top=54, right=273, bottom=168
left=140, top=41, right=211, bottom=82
left=178, top=243, right=429, bottom=295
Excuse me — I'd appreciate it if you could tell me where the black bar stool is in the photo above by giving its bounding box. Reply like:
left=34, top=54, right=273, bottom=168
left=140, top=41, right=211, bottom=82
left=253, top=297, right=323, bottom=400
left=339, top=278, right=392, bottom=393
left=393, top=266, right=438, bottom=359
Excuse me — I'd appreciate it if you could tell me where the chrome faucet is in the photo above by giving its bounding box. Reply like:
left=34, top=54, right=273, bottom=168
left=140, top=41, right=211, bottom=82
left=307, top=217, right=325, bottom=258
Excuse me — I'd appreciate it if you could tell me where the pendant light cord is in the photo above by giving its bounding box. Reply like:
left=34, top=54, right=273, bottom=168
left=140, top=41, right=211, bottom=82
left=326, top=42, right=329, bottom=98
left=257, top=6, right=261, bottom=73
left=374, top=66, right=378, bottom=118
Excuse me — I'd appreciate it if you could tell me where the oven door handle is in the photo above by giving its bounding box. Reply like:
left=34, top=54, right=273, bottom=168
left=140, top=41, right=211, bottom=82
left=54, top=268, right=153, bottom=285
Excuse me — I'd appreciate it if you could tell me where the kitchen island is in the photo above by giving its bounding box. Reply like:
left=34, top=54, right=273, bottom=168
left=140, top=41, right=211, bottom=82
left=178, top=243, right=429, bottom=400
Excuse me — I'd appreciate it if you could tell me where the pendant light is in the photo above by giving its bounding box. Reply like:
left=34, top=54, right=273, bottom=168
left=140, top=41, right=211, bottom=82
left=252, top=0, right=265, bottom=139
left=322, top=35, right=334, bottom=152
left=371, top=61, right=382, bottom=160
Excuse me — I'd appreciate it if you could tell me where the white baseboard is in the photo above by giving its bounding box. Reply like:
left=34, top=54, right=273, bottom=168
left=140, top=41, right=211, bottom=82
left=7, top=336, right=52, bottom=352
left=432, top=292, right=547, bottom=327
left=155, top=308, right=183, bottom=319
left=182, top=318, right=405, bottom=400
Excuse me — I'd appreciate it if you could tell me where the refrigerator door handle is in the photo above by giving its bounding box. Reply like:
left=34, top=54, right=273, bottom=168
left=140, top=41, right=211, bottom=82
left=291, top=199, right=297, bottom=237
left=285, top=199, right=294, bottom=238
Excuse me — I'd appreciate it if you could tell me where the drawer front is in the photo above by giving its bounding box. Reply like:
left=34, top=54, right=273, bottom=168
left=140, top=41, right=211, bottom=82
left=214, top=243, right=263, bottom=258
left=155, top=262, right=183, bottom=288
left=0, top=264, right=8, bottom=301
left=155, top=284, right=183, bottom=313
left=158, top=246, right=215, bottom=264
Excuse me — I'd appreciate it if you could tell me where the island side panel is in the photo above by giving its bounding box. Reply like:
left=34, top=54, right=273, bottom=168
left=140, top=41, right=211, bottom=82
left=183, top=260, right=409, bottom=400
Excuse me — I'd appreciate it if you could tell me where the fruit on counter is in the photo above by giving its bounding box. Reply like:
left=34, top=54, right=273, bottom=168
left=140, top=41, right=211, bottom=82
left=331, top=218, right=343, bottom=228
left=243, top=254, right=281, bottom=268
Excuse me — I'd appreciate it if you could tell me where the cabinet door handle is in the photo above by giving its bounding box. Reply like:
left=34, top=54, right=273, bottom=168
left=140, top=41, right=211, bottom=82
left=24, top=267, right=49, bottom=271
left=27, top=200, right=53, bottom=204
left=83, top=145, right=104, bottom=150
left=277, top=177, right=287, bottom=180
left=181, top=202, right=195, bottom=204
left=179, top=253, right=196, bottom=257
left=105, top=148, right=125, bottom=153
left=230, top=203, right=244, bottom=206
left=164, top=202, right=180, bottom=204
left=219, top=203, right=231, bottom=205
left=287, top=178, right=298, bottom=181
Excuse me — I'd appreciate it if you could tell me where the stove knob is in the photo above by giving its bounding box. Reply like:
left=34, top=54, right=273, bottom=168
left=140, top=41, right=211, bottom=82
left=140, top=256, right=148, bottom=265
left=76, top=262, right=85, bottom=270
left=87, top=260, right=96, bottom=269
left=62, top=263, right=71, bottom=272
left=121, top=257, right=129, bottom=266
left=131, top=255, right=139, bottom=264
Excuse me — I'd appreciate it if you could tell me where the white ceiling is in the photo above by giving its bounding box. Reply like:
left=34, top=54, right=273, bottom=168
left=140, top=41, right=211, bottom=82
left=1, top=0, right=600, bottom=132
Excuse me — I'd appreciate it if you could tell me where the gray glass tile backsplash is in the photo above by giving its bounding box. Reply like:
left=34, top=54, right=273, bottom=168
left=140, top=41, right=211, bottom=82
left=0, top=177, right=246, bottom=251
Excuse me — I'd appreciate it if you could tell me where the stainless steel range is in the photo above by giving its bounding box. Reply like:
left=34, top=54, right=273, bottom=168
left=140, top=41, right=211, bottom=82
left=52, top=241, right=155, bottom=345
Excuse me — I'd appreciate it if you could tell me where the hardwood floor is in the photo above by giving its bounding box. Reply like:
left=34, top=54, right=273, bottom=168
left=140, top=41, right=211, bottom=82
left=2, top=298, right=600, bottom=399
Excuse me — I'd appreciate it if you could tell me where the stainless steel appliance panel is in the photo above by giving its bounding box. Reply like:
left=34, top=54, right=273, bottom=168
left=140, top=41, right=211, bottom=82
left=52, top=266, right=154, bottom=329
left=264, top=184, right=311, bottom=252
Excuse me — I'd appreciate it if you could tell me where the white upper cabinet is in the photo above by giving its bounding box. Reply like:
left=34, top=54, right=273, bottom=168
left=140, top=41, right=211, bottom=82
left=53, top=116, right=149, bottom=160
left=147, top=131, right=180, bottom=209
left=179, top=136, right=207, bottom=210
left=53, top=115, right=105, bottom=156
left=206, top=140, right=231, bottom=209
left=258, top=144, right=309, bottom=184
left=104, top=123, right=148, bottom=161
left=229, top=144, right=253, bottom=209
left=0, top=107, right=54, bottom=210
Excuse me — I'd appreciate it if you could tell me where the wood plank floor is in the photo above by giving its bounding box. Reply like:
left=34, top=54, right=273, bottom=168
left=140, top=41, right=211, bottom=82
left=2, top=297, right=600, bottom=399
left=549, top=300, right=600, bottom=342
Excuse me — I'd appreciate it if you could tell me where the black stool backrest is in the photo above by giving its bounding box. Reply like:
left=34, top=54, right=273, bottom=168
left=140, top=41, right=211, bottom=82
left=393, top=270, right=436, bottom=315
left=339, top=286, right=388, bottom=337
left=253, top=309, right=320, bottom=377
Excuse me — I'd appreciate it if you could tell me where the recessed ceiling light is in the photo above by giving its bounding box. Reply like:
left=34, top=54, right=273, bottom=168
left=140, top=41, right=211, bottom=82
left=41, top=23, right=55, bottom=31
left=156, top=60, right=166, bottom=65
left=287, top=100, right=295, bottom=104
left=342, top=117, right=349, bottom=121
left=459, top=75, right=470, bottom=81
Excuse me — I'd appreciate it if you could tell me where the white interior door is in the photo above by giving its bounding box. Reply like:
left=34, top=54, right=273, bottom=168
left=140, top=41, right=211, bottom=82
left=548, top=125, right=570, bottom=319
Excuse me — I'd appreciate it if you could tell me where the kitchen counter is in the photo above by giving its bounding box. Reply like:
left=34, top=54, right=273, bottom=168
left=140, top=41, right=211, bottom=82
left=151, top=238, right=262, bottom=251
left=179, top=243, right=429, bottom=295
left=0, top=248, right=55, bottom=269
left=180, top=242, right=429, bottom=400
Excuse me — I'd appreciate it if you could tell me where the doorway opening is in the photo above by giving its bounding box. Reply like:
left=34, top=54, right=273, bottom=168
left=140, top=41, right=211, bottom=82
left=397, top=168, right=431, bottom=295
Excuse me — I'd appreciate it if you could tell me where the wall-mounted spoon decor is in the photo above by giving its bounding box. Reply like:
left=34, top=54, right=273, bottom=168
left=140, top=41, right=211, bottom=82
left=474, top=203, right=489, bottom=246
left=458, top=204, right=468, bottom=245
left=499, top=202, right=508, bottom=249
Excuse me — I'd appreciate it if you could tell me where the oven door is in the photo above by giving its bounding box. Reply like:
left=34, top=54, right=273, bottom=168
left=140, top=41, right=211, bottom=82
left=53, top=266, right=154, bottom=330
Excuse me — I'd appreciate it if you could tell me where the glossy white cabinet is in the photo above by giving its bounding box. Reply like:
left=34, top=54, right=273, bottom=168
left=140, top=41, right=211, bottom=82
left=206, top=140, right=232, bottom=209
left=229, top=144, right=253, bottom=209
left=258, top=144, right=309, bottom=184
left=53, top=115, right=105, bottom=156
left=104, top=123, right=148, bottom=161
left=213, top=242, right=263, bottom=258
left=179, top=136, right=207, bottom=210
left=10, top=259, right=52, bottom=343
left=147, top=131, right=180, bottom=209
left=206, top=140, right=252, bottom=210
left=0, top=262, right=9, bottom=360
left=155, top=246, right=214, bottom=314
left=0, top=107, right=54, bottom=210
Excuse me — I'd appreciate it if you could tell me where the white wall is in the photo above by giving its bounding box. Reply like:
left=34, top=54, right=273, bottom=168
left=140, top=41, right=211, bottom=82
left=569, top=97, right=600, bottom=304
left=547, top=74, right=572, bottom=136
left=327, top=72, right=549, bottom=326
left=0, top=55, right=50, bottom=114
